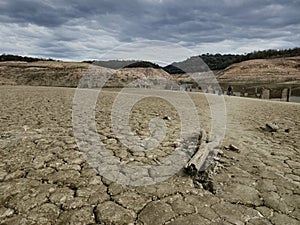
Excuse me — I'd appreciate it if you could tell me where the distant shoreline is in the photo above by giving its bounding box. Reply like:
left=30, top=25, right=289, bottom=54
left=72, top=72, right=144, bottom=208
left=1, top=84, right=299, bottom=104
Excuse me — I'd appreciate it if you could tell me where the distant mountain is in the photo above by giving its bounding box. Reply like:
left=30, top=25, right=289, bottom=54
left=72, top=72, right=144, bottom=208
left=88, top=60, right=162, bottom=70
left=200, top=47, right=300, bottom=71
left=162, top=47, right=300, bottom=74
left=124, top=61, right=160, bottom=69
left=1, top=56, right=299, bottom=88
left=2, top=47, right=300, bottom=76
left=167, top=56, right=210, bottom=74
left=162, top=65, right=185, bottom=74
left=91, top=60, right=138, bottom=69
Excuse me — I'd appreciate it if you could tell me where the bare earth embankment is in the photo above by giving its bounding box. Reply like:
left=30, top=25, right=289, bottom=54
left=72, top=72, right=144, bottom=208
left=0, top=61, right=173, bottom=88
left=217, top=56, right=300, bottom=83
left=0, top=85, right=299, bottom=225
left=1, top=56, right=300, bottom=87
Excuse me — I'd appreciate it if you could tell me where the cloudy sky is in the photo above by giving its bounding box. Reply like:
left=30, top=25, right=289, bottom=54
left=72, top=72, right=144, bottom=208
left=0, top=0, right=299, bottom=63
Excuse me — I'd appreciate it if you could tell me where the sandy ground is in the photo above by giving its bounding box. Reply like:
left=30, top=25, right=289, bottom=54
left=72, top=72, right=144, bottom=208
left=0, top=85, right=299, bottom=225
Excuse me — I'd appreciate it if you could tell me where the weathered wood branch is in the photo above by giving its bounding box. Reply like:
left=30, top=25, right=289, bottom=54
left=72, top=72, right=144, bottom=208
left=184, top=129, right=208, bottom=175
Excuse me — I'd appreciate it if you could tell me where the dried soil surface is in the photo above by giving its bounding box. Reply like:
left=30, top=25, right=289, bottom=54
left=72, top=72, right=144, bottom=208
left=0, top=86, right=299, bottom=225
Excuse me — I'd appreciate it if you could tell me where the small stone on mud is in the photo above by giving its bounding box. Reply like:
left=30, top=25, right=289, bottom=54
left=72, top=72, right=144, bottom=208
left=163, top=116, right=171, bottom=121
left=224, top=144, right=240, bottom=153
left=265, top=122, right=279, bottom=132
left=217, top=150, right=224, bottom=156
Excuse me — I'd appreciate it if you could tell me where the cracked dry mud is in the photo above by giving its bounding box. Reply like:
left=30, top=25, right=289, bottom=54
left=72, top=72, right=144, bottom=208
left=0, top=85, right=299, bottom=225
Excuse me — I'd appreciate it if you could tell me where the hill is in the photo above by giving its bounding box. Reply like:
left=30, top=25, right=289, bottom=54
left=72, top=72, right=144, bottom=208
left=164, top=48, right=300, bottom=73
left=2, top=47, right=299, bottom=75
left=0, top=61, right=173, bottom=88
left=217, top=56, right=300, bottom=83
left=168, top=56, right=210, bottom=73
left=201, top=47, right=300, bottom=71
left=0, top=54, right=56, bottom=62
left=92, top=60, right=138, bottom=69
left=1, top=50, right=300, bottom=88
left=0, top=61, right=89, bottom=86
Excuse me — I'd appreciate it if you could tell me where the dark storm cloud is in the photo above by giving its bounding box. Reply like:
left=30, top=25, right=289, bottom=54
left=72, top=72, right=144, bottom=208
left=0, top=0, right=69, bottom=27
left=0, top=0, right=299, bottom=60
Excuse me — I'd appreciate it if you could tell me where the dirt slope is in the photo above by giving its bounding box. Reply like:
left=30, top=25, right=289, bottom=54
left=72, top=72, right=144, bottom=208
left=1, top=57, right=300, bottom=87
left=0, top=61, right=89, bottom=86
left=217, top=56, right=300, bottom=83
left=0, top=61, right=173, bottom=87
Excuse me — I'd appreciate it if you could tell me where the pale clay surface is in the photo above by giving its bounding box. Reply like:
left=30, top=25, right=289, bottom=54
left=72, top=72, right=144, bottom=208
left=0, top=86, right=299, bottom=225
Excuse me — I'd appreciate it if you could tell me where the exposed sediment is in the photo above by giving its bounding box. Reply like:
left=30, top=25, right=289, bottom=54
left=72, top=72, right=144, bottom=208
left=0, top=86, right=299, bottom=225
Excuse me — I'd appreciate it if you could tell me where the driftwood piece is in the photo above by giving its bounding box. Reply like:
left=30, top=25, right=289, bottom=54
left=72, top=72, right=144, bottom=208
left=184, top=129, right=226, bottom=193
left=185, top=129, right=207, bottom=175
